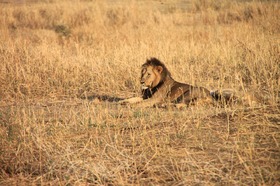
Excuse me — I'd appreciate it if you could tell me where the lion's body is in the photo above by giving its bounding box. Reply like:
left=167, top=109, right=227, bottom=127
left=121, top=58, right=234, bottom=108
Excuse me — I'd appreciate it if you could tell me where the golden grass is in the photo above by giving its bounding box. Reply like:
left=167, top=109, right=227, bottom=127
left=0, top=0, right=279, bottom=185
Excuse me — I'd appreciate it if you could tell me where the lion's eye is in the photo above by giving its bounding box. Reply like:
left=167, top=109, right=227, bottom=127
left=147, top=73, right=151, bottom=76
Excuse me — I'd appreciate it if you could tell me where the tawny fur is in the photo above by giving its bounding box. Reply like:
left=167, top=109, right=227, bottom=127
left=120, top=58, right=234, bottom=108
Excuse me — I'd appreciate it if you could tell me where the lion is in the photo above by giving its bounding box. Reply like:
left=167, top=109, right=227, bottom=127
left=120, top=58, right=235, bottom=108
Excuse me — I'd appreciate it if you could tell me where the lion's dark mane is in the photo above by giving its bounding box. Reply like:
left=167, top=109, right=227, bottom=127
left=141, top=58, right=171, bottom=99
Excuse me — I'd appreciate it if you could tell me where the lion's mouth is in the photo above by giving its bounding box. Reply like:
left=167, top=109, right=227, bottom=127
left=141, top=83, right=150, bottom=90
left=141, top=85, right=149, bottom=90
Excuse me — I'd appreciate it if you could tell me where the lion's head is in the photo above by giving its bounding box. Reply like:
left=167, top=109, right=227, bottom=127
left=140, top=58, right=171, bottom=90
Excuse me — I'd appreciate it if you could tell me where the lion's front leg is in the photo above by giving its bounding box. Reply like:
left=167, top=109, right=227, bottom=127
left=120, top=96, right=163, bottom=108
left=119, top=97, right=143, bottom=104
left=133, top=97, right=163, bottom=108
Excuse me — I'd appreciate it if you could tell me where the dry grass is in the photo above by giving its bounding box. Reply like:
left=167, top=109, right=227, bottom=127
left=0, top=0, right=279, bottom=185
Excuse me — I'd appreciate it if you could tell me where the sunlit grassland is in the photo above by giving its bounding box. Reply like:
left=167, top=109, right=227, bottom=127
left=0, top=0, right=279, bottom=185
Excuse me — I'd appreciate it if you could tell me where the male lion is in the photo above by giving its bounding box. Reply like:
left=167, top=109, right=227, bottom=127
left=120, top=58, right=235, bottom=108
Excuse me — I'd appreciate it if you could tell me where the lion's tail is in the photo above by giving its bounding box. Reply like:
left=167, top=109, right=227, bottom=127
left=210, top=89, right=237, bottom=104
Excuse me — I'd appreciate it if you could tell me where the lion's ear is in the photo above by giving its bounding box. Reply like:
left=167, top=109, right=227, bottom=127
left=156, top=66, right=163, bottom=74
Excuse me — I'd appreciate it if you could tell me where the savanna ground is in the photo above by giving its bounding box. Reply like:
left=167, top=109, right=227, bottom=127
left=0, top=0, right=279, bottom=185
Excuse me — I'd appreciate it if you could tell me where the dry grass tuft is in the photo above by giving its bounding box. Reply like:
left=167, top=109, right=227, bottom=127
left=0, top=0, right=279, bottom=185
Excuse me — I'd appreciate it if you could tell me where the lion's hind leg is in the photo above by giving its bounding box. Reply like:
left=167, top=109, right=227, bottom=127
left=190, top=97, right=214, bottom=107
left=181, top=87, right=213, bottom=106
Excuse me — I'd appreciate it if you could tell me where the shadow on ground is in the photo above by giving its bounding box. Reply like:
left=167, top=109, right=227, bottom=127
left=81, top=94, right=124, bottom=102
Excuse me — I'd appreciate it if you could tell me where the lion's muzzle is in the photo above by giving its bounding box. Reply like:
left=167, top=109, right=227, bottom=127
left=141, top=83, right=149, bottom=90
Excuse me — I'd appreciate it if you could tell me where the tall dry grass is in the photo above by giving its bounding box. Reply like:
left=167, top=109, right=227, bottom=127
left=0, top=0, right=279, bottom=185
